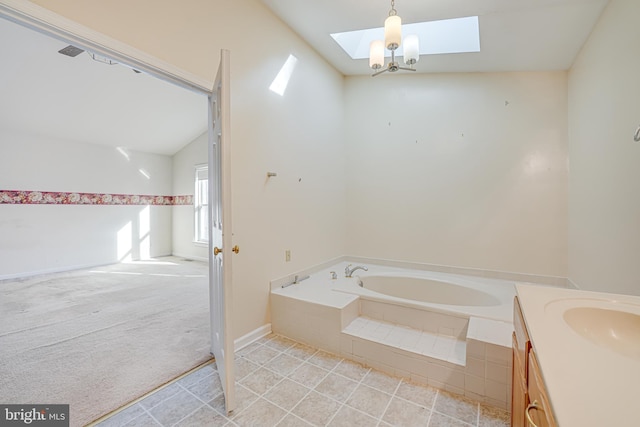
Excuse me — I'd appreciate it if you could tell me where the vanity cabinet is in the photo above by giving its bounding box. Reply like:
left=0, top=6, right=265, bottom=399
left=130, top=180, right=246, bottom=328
left=512, top=296, right=557, bottom=427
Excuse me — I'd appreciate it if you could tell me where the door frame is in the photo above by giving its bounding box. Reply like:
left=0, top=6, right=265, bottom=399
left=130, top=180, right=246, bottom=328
left=0, top=0, right=211, bottom=93
left=1, top=0, right=234, bottom=409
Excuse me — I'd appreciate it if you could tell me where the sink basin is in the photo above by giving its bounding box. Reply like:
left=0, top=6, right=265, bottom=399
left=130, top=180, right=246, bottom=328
left=563, top=307, right=640, bottom=360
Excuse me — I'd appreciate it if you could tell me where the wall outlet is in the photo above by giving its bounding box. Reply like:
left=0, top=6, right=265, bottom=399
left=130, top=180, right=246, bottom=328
left=285, top=250, right=291, bottom=262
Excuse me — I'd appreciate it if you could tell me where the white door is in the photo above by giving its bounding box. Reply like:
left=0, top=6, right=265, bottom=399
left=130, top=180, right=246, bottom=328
left=208, top=49, right=235, bottom=414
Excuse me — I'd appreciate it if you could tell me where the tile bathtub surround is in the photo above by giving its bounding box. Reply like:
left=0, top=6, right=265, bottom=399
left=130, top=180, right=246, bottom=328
left=96, top=334, right=510, bottom=427
left=341, top=315, right=512, bottom=411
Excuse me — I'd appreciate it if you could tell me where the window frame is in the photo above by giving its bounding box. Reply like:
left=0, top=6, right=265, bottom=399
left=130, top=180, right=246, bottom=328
left=194, top=164, right=209, bottom=245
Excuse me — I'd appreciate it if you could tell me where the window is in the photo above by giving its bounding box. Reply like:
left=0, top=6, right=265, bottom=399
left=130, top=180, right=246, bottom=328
left=330, top=16, right=480, bottom=59
left=194, top=165, right=209, bottom=244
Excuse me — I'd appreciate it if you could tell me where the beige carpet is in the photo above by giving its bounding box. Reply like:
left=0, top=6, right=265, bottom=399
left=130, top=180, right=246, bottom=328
left=0, top=257, right=212, bottom=427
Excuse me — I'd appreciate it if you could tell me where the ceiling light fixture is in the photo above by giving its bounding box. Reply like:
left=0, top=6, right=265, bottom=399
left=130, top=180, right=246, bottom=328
left=369, top=0, right=419, bottom=76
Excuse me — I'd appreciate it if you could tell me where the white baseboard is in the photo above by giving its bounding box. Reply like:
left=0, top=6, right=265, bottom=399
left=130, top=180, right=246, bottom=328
left=234, top=324, right=272, bottom=352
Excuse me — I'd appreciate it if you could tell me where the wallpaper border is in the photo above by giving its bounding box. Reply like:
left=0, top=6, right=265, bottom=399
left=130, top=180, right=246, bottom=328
left=0, top=190, right=193, bottom=206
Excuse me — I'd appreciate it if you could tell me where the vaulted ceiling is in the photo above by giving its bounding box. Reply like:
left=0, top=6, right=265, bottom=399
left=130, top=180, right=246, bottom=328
left=260, top=0, right=609, bottom=75
left=0, top=0, right=609, bottom=155
left=0, top=17, right=207, bottom=156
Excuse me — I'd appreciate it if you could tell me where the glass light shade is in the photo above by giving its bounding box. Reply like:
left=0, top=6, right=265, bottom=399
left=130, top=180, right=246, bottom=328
left=403, top=34, right=420, bottom=65
left=369, top=39, right=385, bottom=69
left=384, top=15, right=401, bottom=50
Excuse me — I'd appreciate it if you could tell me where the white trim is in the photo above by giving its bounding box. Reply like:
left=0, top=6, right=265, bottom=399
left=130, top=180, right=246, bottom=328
left=194, top=164, right=209, bottom=244
left=234, top=324, right=272, bottom=352
left=0, top=0, right=212, bottom=94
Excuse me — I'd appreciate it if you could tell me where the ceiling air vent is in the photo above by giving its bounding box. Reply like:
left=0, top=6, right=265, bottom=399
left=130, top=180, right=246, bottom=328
left=58, top=45, right=85, bottom=57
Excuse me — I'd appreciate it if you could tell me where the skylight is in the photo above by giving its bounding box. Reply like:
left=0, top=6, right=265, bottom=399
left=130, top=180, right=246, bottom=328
left=331, top=16, right=480, bottom=60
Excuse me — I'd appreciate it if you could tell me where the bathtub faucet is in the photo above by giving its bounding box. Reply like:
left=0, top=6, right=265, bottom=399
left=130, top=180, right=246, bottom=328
left=345, top=264, right=368, bottom=278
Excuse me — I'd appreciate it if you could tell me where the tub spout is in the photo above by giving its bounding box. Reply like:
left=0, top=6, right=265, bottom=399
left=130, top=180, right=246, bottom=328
left=345, top=264, right=368, bottom=278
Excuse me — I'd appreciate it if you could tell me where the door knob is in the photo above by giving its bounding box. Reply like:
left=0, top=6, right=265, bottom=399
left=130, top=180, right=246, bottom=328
left=214, top=246, right=238, bottom=256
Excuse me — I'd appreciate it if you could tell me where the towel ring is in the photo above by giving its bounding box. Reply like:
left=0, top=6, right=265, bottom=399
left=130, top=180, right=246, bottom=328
left=635, top=126, right=640, bottom=142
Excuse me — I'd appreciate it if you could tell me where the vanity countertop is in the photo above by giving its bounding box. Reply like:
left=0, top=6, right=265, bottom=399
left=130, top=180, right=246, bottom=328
left=515, top=284, right=640, bottom=427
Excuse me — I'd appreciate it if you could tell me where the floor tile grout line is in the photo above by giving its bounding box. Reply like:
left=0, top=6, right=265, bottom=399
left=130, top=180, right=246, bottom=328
left=250, top=341, right=469, bottom=426
left=136, top=378, right=194, bottom=414
left=239, top=350, right=324, bottom=388
left=154, top=374, right=229, bottom=426
left=259, top=387, right=308, bottom=426
left=168, top=402, right=209, bottom=427
left=261, top=356, right=367, bottom=390
left=286, top=349, right=341, bottom=424
left=227, top=390, right=279, bottom=425
left=224, top=383, right=264, bottom=422
left=430, top=411, right=477, bottom=427
left=109, top=405, right=152, bottom=427
left=268, top=348, right=329, bottom=426
left=424, top=388, right=439, bottom=427
left=140, top=403, right=166, bottom=427
left=176, top=378, right=226, bottom=416
left=134, top=381, right=203, bottom=426
left=373, top=374, right=403, bottom=427
left=233, top=344, right=331, bottom=426
left=177, top=372, right=216, bottom=396
left=96, top=378, right=192, bottom=427
left=322, top=358, right=374, bottom=426
left=263, top=346, right=395, bottom=426
left=339, top=372, right=405, bottom=425
left=177, top=381, right=205, bottom=402
left=239, top=351, right=310, bottom=423
left=429, top=390, right=483, bottom=427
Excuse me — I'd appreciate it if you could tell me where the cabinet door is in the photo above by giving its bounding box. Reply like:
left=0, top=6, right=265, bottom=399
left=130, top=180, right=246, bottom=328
left=513, top=297, right=530, bottom=376
left=512, top=334, right=528, bottom=427
left=527, top=352, right=557, bottom=427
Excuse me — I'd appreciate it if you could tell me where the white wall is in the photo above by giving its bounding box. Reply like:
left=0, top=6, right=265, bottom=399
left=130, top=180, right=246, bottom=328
left=172, top=132, right=208, bottom=261
left=7, top=0, right=347, bottom=338
left=206, top=1, right=348, bottom=338
left=568, top=0, right=640, bottom=295
left=14, top=0, right=585, bottom=335
left=345, top=72, right=569, bottom=277
left=0, top=129, right=173, bottom=278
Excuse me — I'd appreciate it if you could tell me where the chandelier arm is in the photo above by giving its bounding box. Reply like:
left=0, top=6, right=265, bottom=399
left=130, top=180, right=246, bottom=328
left=372, top=68, right=390, bottom=77
left=397, top=66, right=417, bottom=72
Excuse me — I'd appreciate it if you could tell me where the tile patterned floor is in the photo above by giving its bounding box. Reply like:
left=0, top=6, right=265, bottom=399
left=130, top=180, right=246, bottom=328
left=95, top=334, right=510, bottom=427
